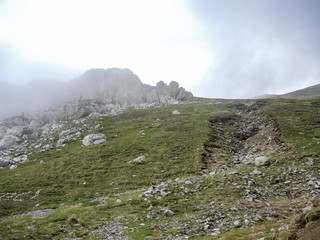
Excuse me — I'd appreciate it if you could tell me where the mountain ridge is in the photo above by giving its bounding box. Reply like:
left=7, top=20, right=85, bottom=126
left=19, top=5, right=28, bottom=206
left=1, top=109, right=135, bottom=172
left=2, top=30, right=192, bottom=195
left=256, top=82, right=320, bottom=99
left=0, top=68, right=193, bottom=120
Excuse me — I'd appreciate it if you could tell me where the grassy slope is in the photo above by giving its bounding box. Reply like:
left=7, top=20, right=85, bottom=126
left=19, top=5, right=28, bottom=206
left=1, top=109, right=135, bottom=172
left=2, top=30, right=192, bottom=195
left=281, top=83, right=320, bottom=99
left=0, top=99, right=320, bottom=239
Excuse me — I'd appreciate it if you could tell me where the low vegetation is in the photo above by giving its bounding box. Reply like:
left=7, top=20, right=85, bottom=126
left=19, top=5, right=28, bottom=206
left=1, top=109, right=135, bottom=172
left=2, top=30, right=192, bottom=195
left=1, top=98, right=320, bottom=239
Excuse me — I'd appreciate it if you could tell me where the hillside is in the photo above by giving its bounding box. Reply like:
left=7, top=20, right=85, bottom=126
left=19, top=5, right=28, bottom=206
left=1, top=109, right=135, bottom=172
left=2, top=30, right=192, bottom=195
left=281, top=83, right=320, bottom=99
left=1, top=98, right=320, bottom=239
left=257, top=83, right=320, bottom=99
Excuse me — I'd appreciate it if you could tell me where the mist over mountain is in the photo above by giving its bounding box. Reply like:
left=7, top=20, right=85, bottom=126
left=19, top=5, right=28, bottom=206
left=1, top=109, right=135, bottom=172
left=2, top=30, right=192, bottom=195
left=0, top=68, right=193, bottom=120
left=0, top=80, right=68, bottom=119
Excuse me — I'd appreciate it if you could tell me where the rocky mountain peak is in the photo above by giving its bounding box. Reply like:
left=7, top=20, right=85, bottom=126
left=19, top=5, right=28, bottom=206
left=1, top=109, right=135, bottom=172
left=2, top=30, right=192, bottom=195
left=0, top=68, right=193, bottom=120
left=57, top=68, right=193, bottom=119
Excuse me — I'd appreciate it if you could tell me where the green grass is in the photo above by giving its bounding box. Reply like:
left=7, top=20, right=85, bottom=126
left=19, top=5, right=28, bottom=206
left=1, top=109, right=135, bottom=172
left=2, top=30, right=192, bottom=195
left=260, top=99, right=320, bottom=159
left=1, top=99, right=320, bottom=239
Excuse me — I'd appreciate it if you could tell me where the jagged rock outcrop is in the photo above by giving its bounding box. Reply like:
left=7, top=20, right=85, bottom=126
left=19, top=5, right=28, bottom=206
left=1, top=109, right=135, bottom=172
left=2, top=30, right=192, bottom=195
left=58, top=68, right=193, bottom=119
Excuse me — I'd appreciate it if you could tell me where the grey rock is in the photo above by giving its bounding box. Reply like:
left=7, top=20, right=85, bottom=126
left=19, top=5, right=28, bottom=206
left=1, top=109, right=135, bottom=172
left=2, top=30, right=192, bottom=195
left=243, top=155, right=256, bottom=165
left=164, top=209, right=174, bottom=217
left=234, top=220, right=241, bottom=227
left=302, top=205, right=312, bottom=213
left=172, top=110, right=181, bottom=115
left=2, top=115, right=30, bottom=128
left=56, top=138, right=66, bottom=148
left=255, top=156, right=271, bottom=166
left=306, top=158, right=314, bottom=166
left=6, top=126, right=24, bottom=138
left=211, top=231, right=221, bottom=236
left=57, top=69, right=192, bottom=119
left=204, top=224, right=211, bottom=230
left=252, top=168, right=262, bottom=175
left=10, top=164, right=17, bottom=170
left=89, top=221, right=130, bottom=240
left=82, top=133, right=107, bottom=146
left=30, top=209, right=55, bottom=219
left=0, top=135, right=20, bottom=150
left=0, top=158, right=10, bottom=167
left=131, top=156, right=146, bottom=164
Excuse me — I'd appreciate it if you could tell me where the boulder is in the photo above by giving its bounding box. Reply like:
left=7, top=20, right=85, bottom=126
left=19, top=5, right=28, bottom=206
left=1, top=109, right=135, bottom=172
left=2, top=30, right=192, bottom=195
left=82, top=133, right=107, bottom=146
left=0, top=158, right=10, bottom=168
left=163, top=209, right=174, bottom=217
left=172, top=110, right=181, bottom=115
left=131, top=156, right=146, bottom=164
left=10, top=164, right=17, bottom=170
left=0, top=126, right=8, bottom=139
left=255, top=156, right=271, bottom=166
left=0, top=135, right=20, bottom=149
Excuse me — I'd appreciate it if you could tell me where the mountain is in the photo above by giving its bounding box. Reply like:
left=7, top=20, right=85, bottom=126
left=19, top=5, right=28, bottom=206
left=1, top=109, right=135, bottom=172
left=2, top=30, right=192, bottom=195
left=280, top=83, right=320, bottom=99
left=0, top=68, right=193, bottom=119
left=256, top=83, right=320, bottom=99
left=58, top=68, right=193, bottom=119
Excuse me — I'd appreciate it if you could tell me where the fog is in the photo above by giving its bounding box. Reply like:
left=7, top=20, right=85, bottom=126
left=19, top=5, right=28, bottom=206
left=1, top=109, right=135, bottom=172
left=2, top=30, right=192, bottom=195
left=0, top=80, right=69, bottom=119
left=1, top=0, right=320, bottom=118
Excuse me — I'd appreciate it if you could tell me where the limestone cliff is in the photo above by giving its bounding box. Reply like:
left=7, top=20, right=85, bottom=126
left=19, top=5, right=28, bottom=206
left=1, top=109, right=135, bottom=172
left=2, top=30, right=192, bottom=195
left=58, top=68, right=193, bottom=119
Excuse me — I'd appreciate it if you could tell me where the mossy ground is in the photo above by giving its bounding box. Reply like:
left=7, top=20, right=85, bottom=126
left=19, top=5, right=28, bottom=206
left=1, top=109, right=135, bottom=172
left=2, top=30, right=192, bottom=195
left=0, top=98, right=320, bottom=239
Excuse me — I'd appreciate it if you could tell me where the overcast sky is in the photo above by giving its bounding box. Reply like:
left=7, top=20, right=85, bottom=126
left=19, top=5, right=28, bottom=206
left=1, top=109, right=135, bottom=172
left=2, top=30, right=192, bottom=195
left=1, top=0, right=320, bottom=98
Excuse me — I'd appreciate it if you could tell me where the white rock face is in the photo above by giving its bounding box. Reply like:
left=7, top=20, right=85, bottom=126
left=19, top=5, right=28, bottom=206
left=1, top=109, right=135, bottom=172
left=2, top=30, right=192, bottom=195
left=58, top=69, right=193, bottom=119
left=255, top=156, right=271, bottom=166
left=82, top=133, right=107, bottom=146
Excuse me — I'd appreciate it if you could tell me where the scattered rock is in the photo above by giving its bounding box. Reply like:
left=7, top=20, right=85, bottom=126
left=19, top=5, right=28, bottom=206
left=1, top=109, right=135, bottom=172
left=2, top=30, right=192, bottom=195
left=164, top=209, right=174, bottom=217
left=82, top=133, right=107, bottom=146
left=252, top=168, right=262, bottom=175
left=131, top=156, right=146, bottom=164
left=89, top=221, right=130, bottom=240
left=255, top=156, right=271, bottom=166
left=234, top=220, right=241, bottom=227
left=30, top=209, right=55, bottom=219
left=10, top=164, right=17, bottom=170
left=0, top=158, right=10, bottom=168
left=172, top=110, right=181, bottom=115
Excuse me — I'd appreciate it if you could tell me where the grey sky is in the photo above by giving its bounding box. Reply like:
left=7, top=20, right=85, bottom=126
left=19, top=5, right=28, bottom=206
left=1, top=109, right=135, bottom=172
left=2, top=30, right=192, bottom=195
left=0, top=0, right=320, bottom=98
left=187, top=0, right=320, bottom=97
